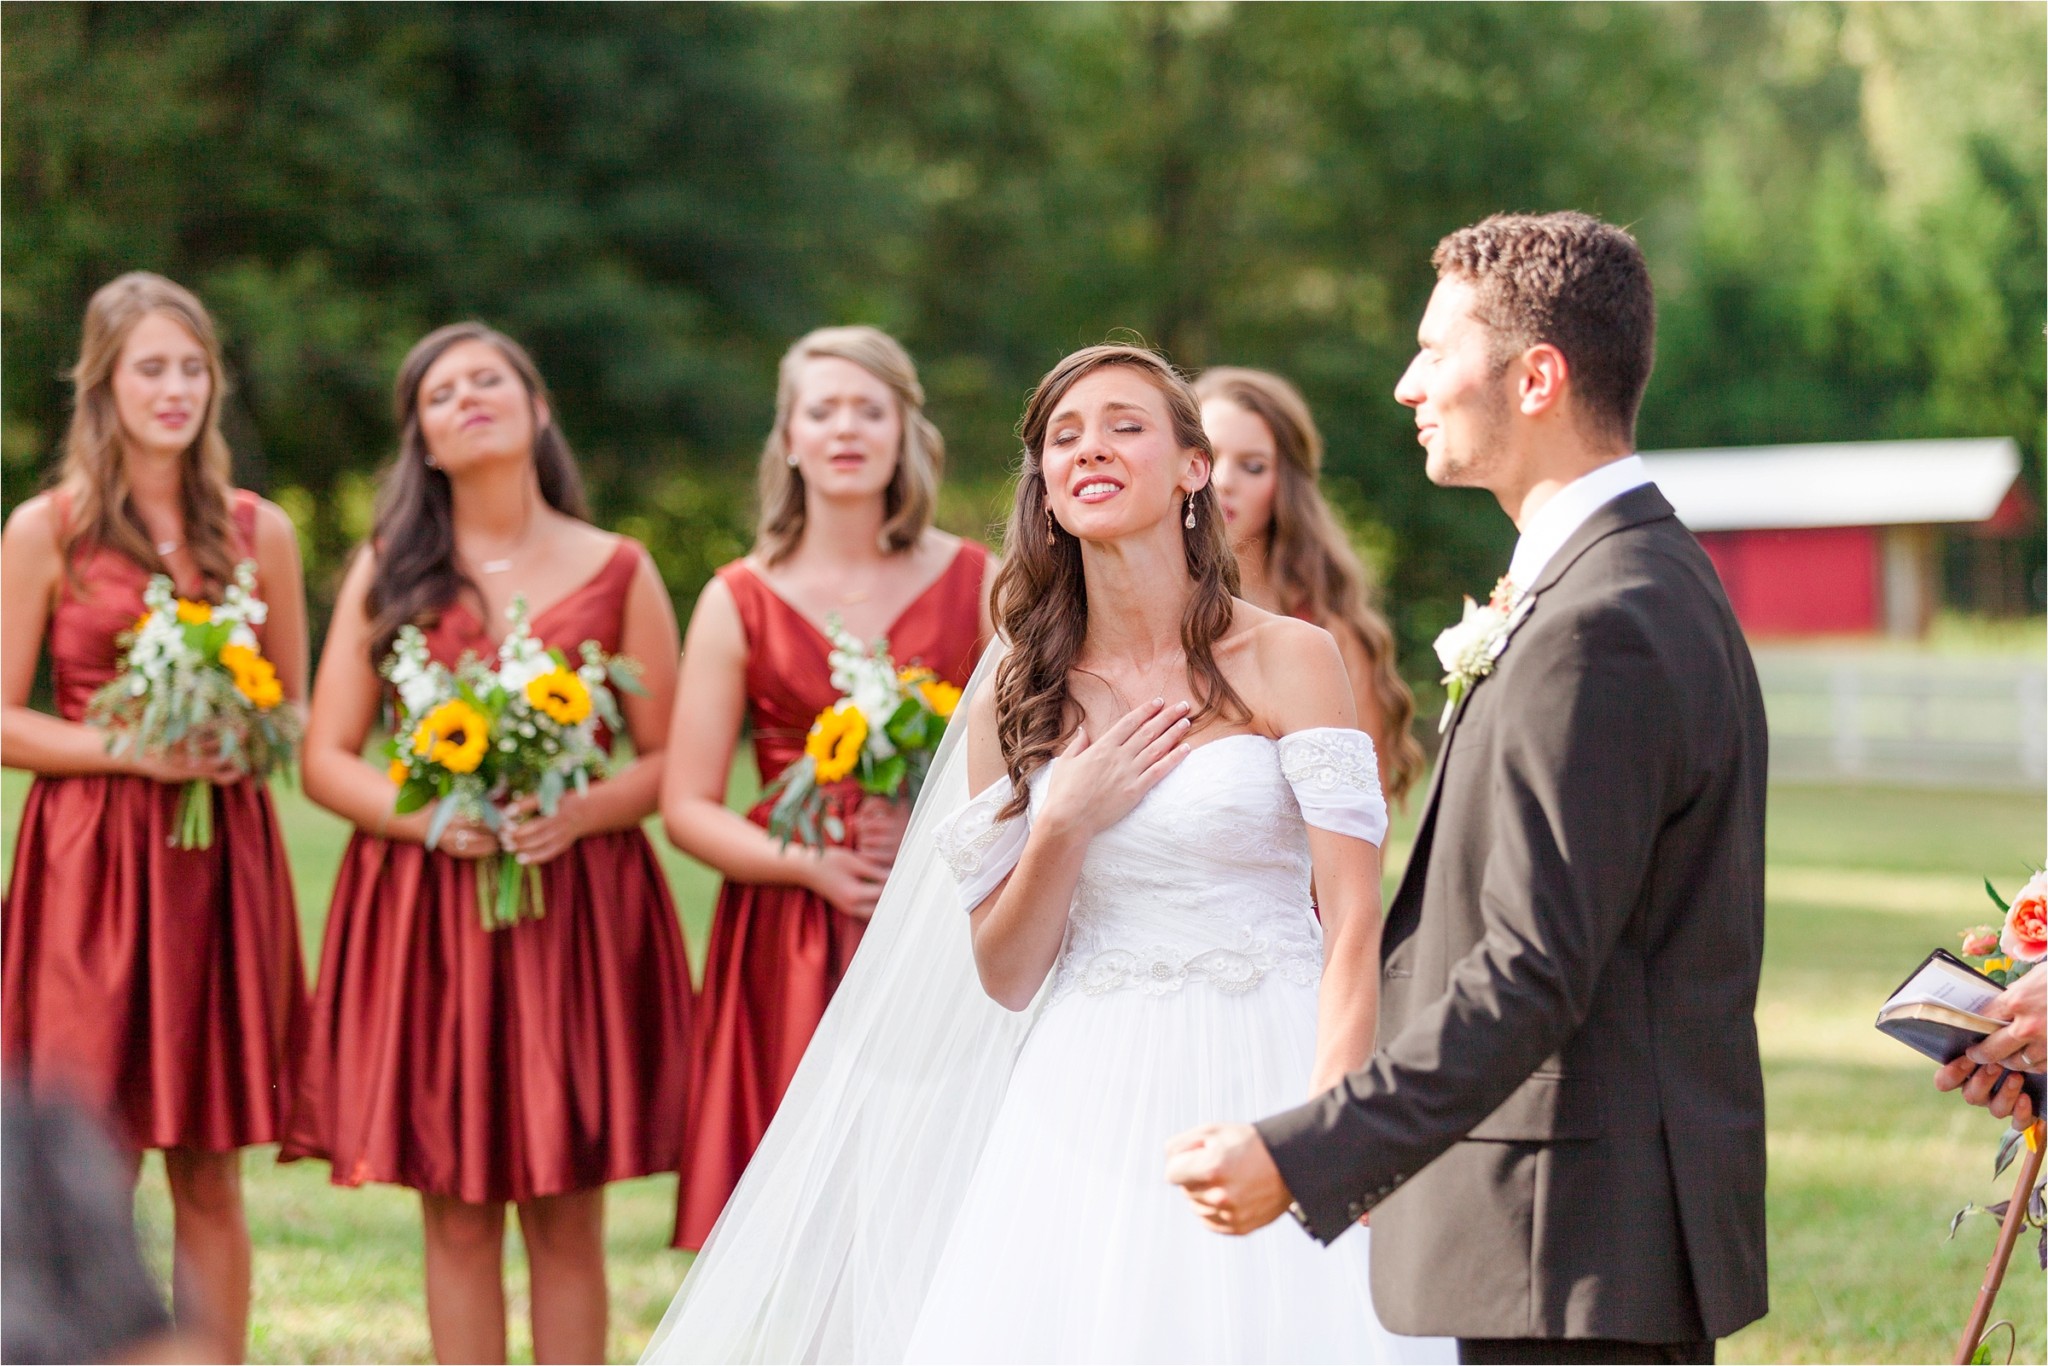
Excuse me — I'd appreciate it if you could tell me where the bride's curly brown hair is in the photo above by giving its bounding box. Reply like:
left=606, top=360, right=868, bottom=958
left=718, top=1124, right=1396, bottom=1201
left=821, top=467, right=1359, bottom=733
left=991, top=344, right=1246, bottom=818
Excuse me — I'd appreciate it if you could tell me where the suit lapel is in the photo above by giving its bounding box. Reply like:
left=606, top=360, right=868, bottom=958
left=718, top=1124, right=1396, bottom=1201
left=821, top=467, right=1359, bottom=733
left=1387, top=484, right=1679, bottom=937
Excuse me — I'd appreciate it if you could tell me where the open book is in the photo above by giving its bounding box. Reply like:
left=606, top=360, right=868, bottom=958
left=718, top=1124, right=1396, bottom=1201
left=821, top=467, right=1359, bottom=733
left=1877, top=949, right=2044, bottom=1111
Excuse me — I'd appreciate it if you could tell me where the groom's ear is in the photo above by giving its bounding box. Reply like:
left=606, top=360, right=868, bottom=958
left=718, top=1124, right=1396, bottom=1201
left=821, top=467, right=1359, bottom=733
left=1514, top=342, right=1571, bottom=419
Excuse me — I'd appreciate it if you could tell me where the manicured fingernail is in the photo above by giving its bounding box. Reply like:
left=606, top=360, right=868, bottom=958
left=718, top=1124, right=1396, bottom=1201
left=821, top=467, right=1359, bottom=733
left=1180, top=743, right=1191, bottom=754
left=1153, top=697, right=1165, bottom=707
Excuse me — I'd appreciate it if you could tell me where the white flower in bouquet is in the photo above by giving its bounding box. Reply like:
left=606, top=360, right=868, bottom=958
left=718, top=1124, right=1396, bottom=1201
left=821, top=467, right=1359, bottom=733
left=830, top=632, right=906, bottom=759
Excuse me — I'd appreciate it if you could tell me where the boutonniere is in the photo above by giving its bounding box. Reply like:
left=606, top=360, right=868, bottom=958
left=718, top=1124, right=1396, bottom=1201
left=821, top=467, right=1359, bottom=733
left=1432, top=576, right=1531, bottom=734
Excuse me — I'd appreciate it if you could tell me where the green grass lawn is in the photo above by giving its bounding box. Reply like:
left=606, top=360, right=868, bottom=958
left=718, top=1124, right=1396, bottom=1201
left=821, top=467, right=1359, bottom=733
left=3, top=771, right=2044, bottom=1362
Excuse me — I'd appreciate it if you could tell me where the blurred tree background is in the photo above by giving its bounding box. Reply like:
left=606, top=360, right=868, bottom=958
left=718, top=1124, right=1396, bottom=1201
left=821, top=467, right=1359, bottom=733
left=5, top=1, right=2042, bottom=680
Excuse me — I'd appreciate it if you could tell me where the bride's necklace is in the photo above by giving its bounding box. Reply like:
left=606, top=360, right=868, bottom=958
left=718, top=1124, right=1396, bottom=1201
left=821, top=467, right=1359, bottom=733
left=1078, top=648, right=1188, bottom=717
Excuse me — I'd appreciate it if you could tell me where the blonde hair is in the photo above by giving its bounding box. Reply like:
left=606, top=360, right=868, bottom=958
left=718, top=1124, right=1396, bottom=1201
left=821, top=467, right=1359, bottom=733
left=55, top=272, right=238, bottom=594
left=755, top=326, right=943, bottom=565
left=1194, top=367, right=1423, bottom=802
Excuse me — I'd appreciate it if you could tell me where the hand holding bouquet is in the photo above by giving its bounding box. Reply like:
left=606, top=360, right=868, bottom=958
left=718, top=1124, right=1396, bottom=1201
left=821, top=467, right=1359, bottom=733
left=87, top=561, right=298, bottom=849
left=763, top=616, right=960, bottom=849
left=383, top=596, right=642, bottom=929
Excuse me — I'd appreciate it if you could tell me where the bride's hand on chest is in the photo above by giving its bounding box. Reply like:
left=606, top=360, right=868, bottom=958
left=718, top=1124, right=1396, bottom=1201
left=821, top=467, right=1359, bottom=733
left=1037, top=698, right=1193, bottom=843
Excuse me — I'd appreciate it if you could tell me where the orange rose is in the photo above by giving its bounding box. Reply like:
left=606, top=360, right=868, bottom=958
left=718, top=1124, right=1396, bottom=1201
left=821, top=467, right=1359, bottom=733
left=2000, top=872, right=2048, bottom=963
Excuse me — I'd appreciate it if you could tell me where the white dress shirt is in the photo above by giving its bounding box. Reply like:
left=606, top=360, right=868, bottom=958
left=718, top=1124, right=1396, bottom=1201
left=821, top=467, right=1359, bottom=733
left=1505, top=454, right=1654, bottom=592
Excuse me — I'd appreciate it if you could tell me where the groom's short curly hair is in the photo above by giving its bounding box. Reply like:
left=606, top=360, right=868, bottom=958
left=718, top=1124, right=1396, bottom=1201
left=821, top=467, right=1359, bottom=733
left=1432, top=212, right=1655, bottom=448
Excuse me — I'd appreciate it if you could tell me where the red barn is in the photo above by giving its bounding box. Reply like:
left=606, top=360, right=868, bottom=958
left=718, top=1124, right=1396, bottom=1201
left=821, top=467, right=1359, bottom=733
left=1639, top=439, right=2027, bottom=639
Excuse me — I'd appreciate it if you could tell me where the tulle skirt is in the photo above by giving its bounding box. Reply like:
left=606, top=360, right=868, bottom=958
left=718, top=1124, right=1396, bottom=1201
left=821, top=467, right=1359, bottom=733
left=902, top=978, right=1454, bottom=1364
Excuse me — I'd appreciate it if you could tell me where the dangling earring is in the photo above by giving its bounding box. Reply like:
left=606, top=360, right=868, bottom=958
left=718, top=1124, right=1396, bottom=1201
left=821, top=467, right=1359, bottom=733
left=1183, top=494, right=1196, bottom=530
left=786, top=452, right=800, bottom=468
left=1045, top=507, right=1057, bottom=547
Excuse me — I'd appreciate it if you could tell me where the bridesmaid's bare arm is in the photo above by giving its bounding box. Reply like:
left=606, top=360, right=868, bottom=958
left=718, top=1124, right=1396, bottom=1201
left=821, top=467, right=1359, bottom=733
left=660, top=576, right=891, bottom=918
left=300, top=547, right=489, bottom=851
left=251, top=498, right=310, bottom=710
left=500, top=546, right=680, bottom=863
left=0, top=495, right=230, bottom=782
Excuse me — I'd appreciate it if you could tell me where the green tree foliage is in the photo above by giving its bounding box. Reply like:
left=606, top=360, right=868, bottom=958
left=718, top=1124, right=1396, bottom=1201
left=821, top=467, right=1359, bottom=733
left=5, top=1, right=2041, bottom=667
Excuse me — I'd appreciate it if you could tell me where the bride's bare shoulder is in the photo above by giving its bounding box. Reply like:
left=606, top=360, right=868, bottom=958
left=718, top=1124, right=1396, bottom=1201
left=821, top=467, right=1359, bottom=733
left=1222, top=601, right=1353, bottom=732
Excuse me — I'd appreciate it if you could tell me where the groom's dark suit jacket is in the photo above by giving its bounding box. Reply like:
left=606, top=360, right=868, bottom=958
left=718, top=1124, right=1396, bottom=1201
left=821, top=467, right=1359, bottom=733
left=1258, top=485, right=1769, bottom=1343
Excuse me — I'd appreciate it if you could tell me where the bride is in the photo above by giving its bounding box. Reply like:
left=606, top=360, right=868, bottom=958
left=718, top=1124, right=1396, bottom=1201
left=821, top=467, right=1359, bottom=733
left=644, top=345, right=1450, bottom=1364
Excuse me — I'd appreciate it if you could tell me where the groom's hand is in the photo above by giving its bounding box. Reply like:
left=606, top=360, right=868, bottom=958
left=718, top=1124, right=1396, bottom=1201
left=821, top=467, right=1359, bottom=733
left=1164, top=1123, right=1292, bottom=1235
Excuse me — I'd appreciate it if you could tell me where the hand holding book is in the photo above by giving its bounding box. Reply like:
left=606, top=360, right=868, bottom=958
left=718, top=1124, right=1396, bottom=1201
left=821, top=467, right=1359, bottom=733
left=1881, top=870, right=2047, bottom=1125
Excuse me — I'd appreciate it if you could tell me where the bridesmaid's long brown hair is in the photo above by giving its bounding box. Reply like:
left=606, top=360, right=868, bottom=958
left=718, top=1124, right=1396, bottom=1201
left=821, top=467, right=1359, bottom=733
left=1194, top=367, right=1423, bottom=801
left=364, top=322, right=589, bottom=664
left=991, top=344, right=1244, bottom=819
left=55, top=272, right=240, bottom=595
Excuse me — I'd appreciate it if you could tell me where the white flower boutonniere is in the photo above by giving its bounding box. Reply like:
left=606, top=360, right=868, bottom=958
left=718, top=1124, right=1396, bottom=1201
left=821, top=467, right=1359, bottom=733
left=1432, top=576, right=1531, bottom=734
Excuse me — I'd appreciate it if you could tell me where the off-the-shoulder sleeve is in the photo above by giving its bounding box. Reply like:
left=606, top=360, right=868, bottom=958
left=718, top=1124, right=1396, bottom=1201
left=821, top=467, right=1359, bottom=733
left=932, top=776, right=1030, bottom=911
left=1276, top=727, right=1388, bottom=847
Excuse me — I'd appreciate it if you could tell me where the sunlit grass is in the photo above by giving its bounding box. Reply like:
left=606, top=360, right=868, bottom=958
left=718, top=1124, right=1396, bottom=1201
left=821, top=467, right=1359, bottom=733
left=4, top=771, right=2043, bottom=1362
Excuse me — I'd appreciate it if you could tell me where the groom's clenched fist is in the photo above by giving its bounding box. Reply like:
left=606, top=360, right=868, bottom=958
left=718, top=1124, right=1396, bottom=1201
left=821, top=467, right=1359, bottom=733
left=1164, top=1123, right=1292, bottom=1234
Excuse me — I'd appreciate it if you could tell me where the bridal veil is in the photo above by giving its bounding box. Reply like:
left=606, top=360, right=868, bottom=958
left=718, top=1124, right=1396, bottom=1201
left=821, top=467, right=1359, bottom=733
left=643, top=643, right=1031, bottom=1363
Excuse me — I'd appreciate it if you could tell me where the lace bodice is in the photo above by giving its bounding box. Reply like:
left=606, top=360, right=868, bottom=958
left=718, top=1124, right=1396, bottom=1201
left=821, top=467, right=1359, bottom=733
left=934, top=729, right=1384, bottom=1005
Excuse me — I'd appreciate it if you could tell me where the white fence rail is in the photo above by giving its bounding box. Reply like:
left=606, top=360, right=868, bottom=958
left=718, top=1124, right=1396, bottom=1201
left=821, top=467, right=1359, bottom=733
left=1753, top=649, right=2046, bottom=791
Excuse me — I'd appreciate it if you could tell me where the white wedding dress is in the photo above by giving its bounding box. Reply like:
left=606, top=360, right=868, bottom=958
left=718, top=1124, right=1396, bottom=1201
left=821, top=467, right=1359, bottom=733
left=642, top=645, right=1451, bottom=1364
left=902, top=730, right=1448, bottom=1363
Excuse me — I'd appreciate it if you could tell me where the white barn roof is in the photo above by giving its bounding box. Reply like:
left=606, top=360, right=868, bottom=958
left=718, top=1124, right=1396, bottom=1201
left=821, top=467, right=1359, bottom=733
left=1638, top=438, right=2021, bottom=532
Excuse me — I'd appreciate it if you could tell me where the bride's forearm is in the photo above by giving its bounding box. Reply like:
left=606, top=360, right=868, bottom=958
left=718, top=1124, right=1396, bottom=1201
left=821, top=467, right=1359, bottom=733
left=968, top=818, right=1093, bottom=1012
left=1308, top=890, right=1383, bottom=1095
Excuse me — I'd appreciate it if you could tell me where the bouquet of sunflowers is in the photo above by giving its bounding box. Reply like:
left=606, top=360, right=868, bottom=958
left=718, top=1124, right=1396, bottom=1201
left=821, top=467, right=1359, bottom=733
left=383, top=596, right=642, bottom=929
left=87, top=561, right=297, bottom=850
left=763, top=616, right=961, bottom=849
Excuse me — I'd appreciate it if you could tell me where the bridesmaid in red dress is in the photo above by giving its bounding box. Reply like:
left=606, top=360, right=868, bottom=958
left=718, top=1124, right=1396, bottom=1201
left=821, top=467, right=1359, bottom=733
left=1, top=273, right=310, bottom=1361
left=664, top=326, right=993, bottom=1249
left=1195, top=366, right=1424, bottom=807
left=282, top=323, right=691, bottom=1363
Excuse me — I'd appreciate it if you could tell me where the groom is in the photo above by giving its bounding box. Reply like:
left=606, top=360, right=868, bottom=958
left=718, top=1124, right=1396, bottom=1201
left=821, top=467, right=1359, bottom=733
left=1167, top=212, right=1768, bottom=1364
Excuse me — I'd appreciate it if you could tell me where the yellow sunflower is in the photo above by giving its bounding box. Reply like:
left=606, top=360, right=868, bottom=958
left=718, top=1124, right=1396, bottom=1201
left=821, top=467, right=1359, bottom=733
left=897, top=665, right=938, bottom=688
left=525, top=667, right=592, bottom=725
left=219, top=644, right=284, bottom=709
left=805, top=701, right=867, bottom=784
left=388, top=758, right=410, bottom=785
left=175, top=598, right=213, bottom=625
left=412, top=698, right=490, bottom=774
left=916, top=679, right=962, bottom=719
